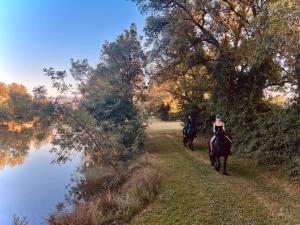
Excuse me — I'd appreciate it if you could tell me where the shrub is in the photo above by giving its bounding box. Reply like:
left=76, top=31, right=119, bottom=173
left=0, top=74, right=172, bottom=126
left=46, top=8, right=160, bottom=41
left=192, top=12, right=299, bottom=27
left=285, top=158, right=300, bottom=178
left=229, top=106, right=300, bottom=170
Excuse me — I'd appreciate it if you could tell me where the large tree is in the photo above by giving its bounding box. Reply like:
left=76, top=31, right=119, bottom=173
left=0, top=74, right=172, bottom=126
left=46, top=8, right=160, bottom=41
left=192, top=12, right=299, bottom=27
left=44, top=24, right=147, bottom=173
left=133, top=0, right=300, bottom=113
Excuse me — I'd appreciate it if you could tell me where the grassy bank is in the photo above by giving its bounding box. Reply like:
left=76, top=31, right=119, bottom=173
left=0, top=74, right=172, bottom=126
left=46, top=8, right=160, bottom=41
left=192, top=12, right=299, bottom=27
left=130, top=120, right=300, bottom=225
left=48, top=155, right=161, bottom=225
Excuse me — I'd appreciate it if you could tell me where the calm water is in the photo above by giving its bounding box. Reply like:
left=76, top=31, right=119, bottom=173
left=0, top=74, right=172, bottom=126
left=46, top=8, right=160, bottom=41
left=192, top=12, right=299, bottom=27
left=0, top=126, right=81, bottom=225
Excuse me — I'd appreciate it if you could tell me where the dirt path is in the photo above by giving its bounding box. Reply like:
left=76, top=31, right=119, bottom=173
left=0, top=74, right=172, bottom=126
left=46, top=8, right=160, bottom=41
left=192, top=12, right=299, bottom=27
left=130, top=120, right=300, bottom=225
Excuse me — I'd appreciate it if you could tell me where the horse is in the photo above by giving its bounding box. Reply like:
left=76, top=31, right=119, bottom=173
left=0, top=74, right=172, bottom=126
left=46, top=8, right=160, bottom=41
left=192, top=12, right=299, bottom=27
left=184, top=127, right=196, bottom=150
left=208, top=136, right=232, bottom=175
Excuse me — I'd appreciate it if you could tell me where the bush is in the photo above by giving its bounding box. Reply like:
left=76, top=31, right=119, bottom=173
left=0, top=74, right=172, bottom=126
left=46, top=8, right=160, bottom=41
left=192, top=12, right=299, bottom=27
left=285, top=158, right=300, bottom=178
left=228, top=106, right=300, bottom=169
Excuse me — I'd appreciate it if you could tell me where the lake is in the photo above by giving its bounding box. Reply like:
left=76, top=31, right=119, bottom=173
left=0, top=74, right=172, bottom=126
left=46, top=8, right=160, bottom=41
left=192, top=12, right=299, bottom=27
left=0, top=125, right=81, bottom=225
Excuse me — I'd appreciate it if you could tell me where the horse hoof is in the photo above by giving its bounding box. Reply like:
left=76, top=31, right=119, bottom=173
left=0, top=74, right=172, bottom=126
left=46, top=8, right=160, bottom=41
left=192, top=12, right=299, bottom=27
left=223, top=172, right=229, bottom=176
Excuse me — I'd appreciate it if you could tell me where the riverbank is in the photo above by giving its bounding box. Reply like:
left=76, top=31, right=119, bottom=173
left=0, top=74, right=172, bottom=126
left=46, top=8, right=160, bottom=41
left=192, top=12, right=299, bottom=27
left=48, top=153, right=161, bottom=225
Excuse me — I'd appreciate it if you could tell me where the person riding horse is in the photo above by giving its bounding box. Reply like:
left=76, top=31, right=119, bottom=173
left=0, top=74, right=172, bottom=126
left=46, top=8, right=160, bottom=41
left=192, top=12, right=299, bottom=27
left=183, top=115, right=197, bottom=149
left=209, top=114, right=232, bottom=175
left=210, top=115, right=232, bottom=151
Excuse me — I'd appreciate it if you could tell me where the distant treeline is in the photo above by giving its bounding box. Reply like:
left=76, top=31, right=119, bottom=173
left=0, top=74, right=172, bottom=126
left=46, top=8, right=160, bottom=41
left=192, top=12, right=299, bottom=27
left=0, top=83, right=54, bottom=124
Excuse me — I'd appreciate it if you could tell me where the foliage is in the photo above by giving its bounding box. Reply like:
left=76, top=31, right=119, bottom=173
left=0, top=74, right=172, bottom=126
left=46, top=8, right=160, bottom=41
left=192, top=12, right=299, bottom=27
left=0, top=83, right=54, bottom=125
left=228, top=107, right=300, bottom=168
left=10, top=215, right=28, bottom=225
left=0, top=83, right=32, bottom=122
left=44, top=24, right=147, bottom=173
left=133, top=0, right=299, bottom=108
left=146, top=80, right=179, bottom=120
left=0, top=82, right=9, bottom=104
left=285, top=157, right=300, bottom=178
left=6, top=92, right=34, bottom=122
left=133, top=0, right=300, bottom=173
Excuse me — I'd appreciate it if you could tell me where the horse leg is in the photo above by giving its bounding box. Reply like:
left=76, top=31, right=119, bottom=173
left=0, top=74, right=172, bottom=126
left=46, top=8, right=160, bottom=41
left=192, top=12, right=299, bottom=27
left=214, top=159, right=218, bottom=171
left=223, top=155, right=228, bottom=175
left=208, top=141, right=214, bottom=166
left=188, top=137, right=193, bottom=150
left=217, top=157, right=221, bottom=171
left=191, top=137, right=194, bottom=151
left=215, top=157, right=221, bottom=171
left=210, top=154, right=214, bottom=166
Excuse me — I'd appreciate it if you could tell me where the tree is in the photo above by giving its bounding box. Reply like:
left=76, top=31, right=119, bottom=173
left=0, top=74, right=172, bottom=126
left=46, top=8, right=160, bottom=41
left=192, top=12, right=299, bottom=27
left=0, top=82, right=9, bottom=104
left=133, top=0, right=299, bottom=112
left=0, top=83, right=34, bottom=122
left=81, top=23, right=147, bottom=161
left=94, top=23, right=147, bottom=102
left=133, top=0, right=300, bottom=171
left=43, top=24, right=147, bottom=174
left=33, top=85, right=48, bottom=101
left=6, top=92, right=33, bottom=122
left=147, top=80, right=179, bottom=117
left=8, top=83, right=28, bottom=96
left=252, top=0, right=300, bottom=105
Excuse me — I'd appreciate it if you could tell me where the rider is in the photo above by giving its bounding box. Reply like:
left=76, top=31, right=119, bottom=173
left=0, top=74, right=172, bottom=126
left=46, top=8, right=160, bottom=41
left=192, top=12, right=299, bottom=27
left=183, top=115, right=196, bottom=146
left=210, top=114, right=232, bottom=151
left=187, top=115, right=196, bottom=137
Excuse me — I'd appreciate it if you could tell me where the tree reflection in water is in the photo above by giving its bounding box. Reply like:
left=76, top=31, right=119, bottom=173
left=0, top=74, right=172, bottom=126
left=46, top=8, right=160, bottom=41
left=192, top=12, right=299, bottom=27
left=0, top=120, right=119, bottom=212
left=0, top=122, right=52, bottom=170
left=64, top=151, right=118, bottom=204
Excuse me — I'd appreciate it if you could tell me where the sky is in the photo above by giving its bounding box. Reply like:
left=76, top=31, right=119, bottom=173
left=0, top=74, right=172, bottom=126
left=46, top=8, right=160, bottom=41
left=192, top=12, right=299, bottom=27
left=0, top=0, right=145, bottom=95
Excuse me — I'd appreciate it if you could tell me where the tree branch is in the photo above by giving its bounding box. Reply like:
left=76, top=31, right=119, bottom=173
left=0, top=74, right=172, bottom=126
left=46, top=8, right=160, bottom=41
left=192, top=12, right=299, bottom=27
left=61, top=107, right=121, bottom=175
left=221, top=0, right=250, bottom=24
left=171, top=0, right=220, bottom=48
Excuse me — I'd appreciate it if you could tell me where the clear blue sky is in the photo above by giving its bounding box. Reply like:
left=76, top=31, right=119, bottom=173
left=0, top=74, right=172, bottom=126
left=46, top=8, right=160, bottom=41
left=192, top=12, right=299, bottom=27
left=0, top=0, right=145, bottom=95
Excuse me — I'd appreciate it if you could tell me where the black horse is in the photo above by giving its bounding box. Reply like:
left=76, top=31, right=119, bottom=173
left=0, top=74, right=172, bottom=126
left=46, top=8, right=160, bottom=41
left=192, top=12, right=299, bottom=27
left=208, top=136, right=232, bottom=175
left=184, top=127, right=196, bottom=150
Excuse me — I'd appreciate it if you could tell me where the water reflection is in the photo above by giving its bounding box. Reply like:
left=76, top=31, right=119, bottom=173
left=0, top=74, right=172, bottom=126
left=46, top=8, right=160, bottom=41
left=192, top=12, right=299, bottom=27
left=0, top=123, right=80, bottom=225
left=64, top=152, right=116, bottom=204
left=0, top=123, right=51, bottom=170
left=0, top=122, right=114, bottom=224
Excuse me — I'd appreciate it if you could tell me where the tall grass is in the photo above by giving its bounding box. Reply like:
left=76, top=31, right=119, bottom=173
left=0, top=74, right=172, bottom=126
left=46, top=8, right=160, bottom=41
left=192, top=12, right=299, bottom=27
left=48, top=155, right=161, bottom=225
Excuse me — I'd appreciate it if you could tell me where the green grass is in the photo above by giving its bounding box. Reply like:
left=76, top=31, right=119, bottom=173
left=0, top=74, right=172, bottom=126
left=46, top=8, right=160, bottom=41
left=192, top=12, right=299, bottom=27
left=130, top=120, right=300, bottom=225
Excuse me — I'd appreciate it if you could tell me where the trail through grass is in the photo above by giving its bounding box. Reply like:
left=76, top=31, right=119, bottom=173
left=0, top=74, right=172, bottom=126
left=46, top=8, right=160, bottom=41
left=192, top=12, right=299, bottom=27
left=130, top=120, right=300, bottom=225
